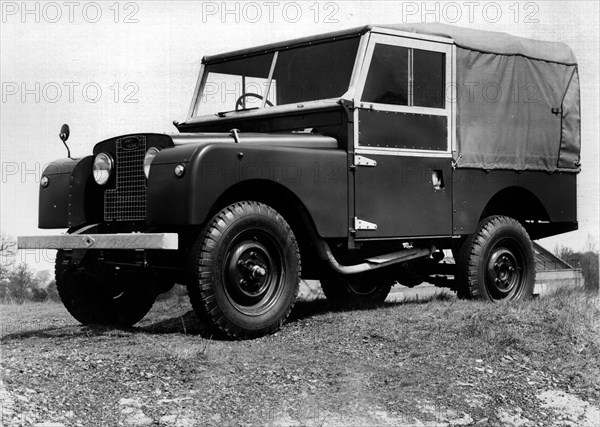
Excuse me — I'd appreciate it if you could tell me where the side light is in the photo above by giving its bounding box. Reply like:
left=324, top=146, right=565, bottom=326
left=144, top=147, right=161, bottom=179
left=40, top=176, right=49, bottom=188
left=93, top=152, right=114, bottom=185
left=174, top=164, right=186, bottom=177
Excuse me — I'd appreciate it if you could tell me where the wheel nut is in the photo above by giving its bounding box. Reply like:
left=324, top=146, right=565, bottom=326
left=252, top=265, right=266, bottom=278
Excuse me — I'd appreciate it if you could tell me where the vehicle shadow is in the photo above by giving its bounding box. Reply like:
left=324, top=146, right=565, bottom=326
left=141, top=294, right=452, bottom=338
left=0, top=323, right=137, bottom=341
left=287, top=296, right=438, bottom=323
left=0, top=294, right=450, bottom=342
left=136, top=298, right=409, bottom=340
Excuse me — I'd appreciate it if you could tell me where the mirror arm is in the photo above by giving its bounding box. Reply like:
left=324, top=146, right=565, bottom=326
left=61, top=138, right=72, bottom=159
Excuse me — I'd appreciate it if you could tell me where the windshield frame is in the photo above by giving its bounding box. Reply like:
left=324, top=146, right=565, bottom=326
left=186, top=33, right=370, bottom=121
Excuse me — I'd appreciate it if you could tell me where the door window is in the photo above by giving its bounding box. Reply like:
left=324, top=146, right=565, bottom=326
left=362, top=44, right=409, bottom=106
left=362, top=44, right=445, bottom=109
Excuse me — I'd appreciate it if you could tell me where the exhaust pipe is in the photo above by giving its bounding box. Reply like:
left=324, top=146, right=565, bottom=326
left=315, top=239, right=435, bottom=275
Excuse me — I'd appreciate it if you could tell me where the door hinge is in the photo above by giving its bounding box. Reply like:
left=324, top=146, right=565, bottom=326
left=354, top=217, right=377, bottom=231
left=355, top=155, right=377, bottom=167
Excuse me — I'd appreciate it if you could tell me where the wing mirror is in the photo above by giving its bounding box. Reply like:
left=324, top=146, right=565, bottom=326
left=59, top=124, right=70, bottom=142
left=59, top=124, right=72, bottom=158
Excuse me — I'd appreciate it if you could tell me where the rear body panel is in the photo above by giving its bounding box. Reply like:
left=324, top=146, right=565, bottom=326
left=452, top=169, right=577, bottom=236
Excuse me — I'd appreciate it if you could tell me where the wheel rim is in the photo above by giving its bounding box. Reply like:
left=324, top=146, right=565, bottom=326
left=223, top=229, right=285, bottom=316
left=347, top=282, right=380, bottom=297
left=485, top=239, right=526, bottom=301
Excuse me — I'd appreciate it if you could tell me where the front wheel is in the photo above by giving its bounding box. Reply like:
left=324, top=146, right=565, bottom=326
left=56, top=250, right=156, bottom=327
left=456, top=216, right=535, bottom=301
left=187, top=202, right=301, bottom=339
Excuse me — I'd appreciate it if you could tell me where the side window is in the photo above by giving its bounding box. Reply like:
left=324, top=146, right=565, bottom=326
left=362, top=44, right=409, bottom=105
left=413, top=49, right=445, bottom=108
left=362, top=44, right=445, bottom=109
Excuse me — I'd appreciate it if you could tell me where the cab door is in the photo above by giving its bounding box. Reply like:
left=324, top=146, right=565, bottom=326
left=353, top=33, right=454, bottom=239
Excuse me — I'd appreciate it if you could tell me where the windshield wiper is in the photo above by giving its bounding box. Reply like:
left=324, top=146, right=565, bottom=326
left=216, top=107, right=259, bottom=117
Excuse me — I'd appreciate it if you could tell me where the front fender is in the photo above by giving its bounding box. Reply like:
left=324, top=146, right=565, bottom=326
left=39, top=157, right=103, bottom=229
left=147, top=143, right=348, bottom=238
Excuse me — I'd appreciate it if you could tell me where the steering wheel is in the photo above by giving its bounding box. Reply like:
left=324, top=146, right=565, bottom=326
left=235, top=93, right=274, bottom=111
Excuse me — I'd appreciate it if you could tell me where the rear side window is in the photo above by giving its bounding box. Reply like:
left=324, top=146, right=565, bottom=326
left=413, top=49, right=445, bottom=108
left=362, top=44, right=445, bottom=109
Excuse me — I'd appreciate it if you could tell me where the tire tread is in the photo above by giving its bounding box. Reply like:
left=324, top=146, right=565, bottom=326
left=456, top=216, right=535, bottom=301
left=187, top=201, right=300, bottom=339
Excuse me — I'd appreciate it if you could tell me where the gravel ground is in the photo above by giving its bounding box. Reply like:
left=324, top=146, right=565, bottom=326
left=1, top=288, right=599, bottom=426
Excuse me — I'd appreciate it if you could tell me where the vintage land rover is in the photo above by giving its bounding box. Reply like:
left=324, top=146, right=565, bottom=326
left=19, top=23, right=580, bottom=339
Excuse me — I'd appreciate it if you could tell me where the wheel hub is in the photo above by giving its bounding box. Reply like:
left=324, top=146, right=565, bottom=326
left=223, top=232, right=283, bottom=315
left=487, top=248, right=520, bottom=295
left=236, top=251, right=269, bottom=290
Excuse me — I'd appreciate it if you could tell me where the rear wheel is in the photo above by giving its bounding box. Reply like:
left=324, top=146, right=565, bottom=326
left=56, top=250, right=156, bottom=326
left=456, top=216, right=535, bottom=301
left=320, top=275, right=393, bottom=307
left=187, top=202, right=300, bottom=339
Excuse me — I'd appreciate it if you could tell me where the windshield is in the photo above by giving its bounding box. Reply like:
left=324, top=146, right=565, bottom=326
left=194, top=37, right=360, bottom=116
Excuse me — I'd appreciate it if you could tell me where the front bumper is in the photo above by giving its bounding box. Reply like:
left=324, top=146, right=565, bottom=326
left=17, top=233, right=178, bottom=250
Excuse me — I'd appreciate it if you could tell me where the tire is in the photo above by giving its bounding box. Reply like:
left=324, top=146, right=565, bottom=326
left=456, top=216, right=535, bottom=301
left=320, top=274, right=393, bottom=307
left=187, top=202, right=301, bottom=339
left=56, top=250, right=156, bottom=327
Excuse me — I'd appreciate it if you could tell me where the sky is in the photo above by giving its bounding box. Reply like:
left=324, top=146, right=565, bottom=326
left=1, top=1, right=599, bottom=272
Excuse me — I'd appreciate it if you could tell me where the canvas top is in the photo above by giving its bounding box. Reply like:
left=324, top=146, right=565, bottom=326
left=380, top=23, right=577, bottom=65
left=204, top=23, right=577, bottom=66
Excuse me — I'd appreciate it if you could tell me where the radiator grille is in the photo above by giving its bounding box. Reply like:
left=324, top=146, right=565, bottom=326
left=104, top=136, right=147, bottom=221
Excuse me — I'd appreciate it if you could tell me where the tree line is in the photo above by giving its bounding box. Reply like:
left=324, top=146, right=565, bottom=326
left=1, top=232, right=598, bottom=304
left=554, top=235, right=599, bottom=292
left=1, top=233, right=59, bottom=303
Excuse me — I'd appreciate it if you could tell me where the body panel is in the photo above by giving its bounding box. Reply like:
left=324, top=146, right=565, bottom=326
left=39, top=168, right=73, bottom=228
left=148, top=143, right=349, bottom=238
left=39, top=157, right=103, bottom=229
left=171, top=132, right=337, bottom=148
left=452, top=168, right=577, bottom=235
left=355, top=155, right=453, bottom=238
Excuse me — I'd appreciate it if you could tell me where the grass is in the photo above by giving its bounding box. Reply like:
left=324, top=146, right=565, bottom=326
left=1, top=286, right=599, bottom=426
left=160, top=341, right=209, bottom=360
